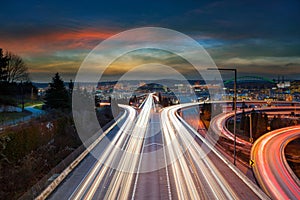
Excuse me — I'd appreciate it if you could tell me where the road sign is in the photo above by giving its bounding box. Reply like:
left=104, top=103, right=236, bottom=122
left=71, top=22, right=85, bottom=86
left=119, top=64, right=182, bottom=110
left=249, top=159, right=254, bottom=167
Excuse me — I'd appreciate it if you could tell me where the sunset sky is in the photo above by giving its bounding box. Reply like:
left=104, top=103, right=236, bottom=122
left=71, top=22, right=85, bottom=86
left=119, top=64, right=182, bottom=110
left=0, top=0, right=299, bottom=82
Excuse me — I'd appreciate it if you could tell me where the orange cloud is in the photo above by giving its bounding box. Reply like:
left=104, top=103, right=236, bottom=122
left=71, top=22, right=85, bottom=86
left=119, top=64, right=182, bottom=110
left=0, top=28, right=115, bottom=56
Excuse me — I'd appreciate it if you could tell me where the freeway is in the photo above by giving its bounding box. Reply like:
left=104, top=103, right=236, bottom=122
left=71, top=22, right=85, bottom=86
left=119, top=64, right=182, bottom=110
left=160, top=104, right=269, bottom=200
left=132, top=101, right=171, bottom=199
left=251, top=125, right=300, bottom=200
left=44, top=98, right=271, bottom=199
left=100, top=94, right=153, bottom=199
left=48, top=94, right=153, bottom=199
left=47, top=103, right=137, bottom=199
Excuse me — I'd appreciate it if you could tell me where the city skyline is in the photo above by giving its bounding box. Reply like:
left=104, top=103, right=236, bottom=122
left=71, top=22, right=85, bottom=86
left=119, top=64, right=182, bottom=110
left=0, top=0, right=299, bottom=82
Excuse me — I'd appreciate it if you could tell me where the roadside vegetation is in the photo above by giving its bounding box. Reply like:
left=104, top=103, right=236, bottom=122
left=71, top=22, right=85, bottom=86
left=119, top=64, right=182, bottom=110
left=17, top=100, right=44, bottom=108
left=0, top=111, right=31, bottom=123
left=33, top=104, right=43, bottom=110
left=0, top=48, right=39, bottom=115
left=0, top=112, right=81, bottom=199
left=0, top=72, right=119, bottom=199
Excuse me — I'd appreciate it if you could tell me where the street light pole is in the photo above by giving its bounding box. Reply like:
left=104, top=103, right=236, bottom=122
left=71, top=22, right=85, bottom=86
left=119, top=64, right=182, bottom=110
left=207, top=67, right=237, bottom=165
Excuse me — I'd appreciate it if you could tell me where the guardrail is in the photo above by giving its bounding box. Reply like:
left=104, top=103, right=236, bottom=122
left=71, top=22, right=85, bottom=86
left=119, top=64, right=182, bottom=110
left=20, top=109, right=127, bottom=200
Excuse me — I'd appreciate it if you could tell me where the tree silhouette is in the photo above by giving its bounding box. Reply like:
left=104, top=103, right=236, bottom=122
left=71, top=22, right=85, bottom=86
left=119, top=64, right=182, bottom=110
left=0, top=48, right=8, bottom=81
left=45, top=73, right=70, bottom=109
left=68, top=79, right=74, bottom=94
left=5, top=51, right=29, bottom=83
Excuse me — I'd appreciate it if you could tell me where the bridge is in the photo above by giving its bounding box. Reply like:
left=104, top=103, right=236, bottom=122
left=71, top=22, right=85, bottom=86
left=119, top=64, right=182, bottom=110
left=224, top=75, right=276, bottom=85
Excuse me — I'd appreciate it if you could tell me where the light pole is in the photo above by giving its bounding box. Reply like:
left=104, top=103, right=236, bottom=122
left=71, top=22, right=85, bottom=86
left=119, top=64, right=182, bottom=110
left=207, top=68, right=237, bottom=165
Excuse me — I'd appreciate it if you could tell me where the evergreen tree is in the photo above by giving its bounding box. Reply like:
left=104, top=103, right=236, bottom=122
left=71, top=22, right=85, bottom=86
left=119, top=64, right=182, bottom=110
left=68, top=79, right=74, bottom=94
left=45, top=73, right=70, bottom=109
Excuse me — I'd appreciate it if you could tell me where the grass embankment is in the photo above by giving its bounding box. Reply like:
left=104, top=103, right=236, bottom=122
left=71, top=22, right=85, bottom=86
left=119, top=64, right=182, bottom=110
left=0, top=113, right=81, bottom=199
left=33, top=104, right=43, bottom=110
left=0, top=111, right=31, bottom=122
left=0, top=106, right=117, bottom=199
left=17, top=100, right=44, bottom=108
left=1, top=94, right=43, bottom=108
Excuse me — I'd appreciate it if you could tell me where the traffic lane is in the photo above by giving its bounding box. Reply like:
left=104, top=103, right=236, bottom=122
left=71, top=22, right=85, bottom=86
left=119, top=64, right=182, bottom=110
left=167, top=104, right=265, bottom=200
left=82, top=125, right=136, bottom=200
left=182, top=106, right=256, bottom=182
left=169, top=113, right=238, bottom=199
left=179, top=116, right=263, bottom=200
left=90, top=120, right=138, bottom=200
left=164, top=105, right=228, bottom=199
left=48, top=105, right=136, bottom=199
left=100, top=95, right=154, bottom=199
left=71, top=105, right=137, bottom=199
left=166, top=105, right=231, bottom=199
left=134, top=112, right=165, bottom=200
left=48, top=112, right=129, bottom=199
left=270, top=131, right=300, bottom=198
left=210, top=112, right=251, bottom=146
left=162, top=107, right=213, bottom=199
left=204, top=148, right=261, bottom=199
left=251, top=126, right=300, bottom=200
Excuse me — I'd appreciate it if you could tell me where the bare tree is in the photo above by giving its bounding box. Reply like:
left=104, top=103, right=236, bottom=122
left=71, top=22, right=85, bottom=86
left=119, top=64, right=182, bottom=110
left=0, top=48, right=8, bottom=81
left=5, top=51, right=29, bottom=83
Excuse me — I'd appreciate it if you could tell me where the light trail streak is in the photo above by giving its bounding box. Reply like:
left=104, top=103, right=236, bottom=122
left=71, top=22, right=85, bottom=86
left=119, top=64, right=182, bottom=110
left=251, top=125, right=300, bottom=200
left=162, top=105, right=238, bottom=199
left=70, top=104, right=136, bottom=199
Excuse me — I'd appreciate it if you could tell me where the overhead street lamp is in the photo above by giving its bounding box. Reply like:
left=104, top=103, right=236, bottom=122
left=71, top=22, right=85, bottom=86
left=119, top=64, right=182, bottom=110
left=207, top=67, right=237, bottom=166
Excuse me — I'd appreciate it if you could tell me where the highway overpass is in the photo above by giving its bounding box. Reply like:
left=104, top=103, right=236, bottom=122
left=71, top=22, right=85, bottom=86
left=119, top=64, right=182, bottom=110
left=251, top=126, right=300, bottom=200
